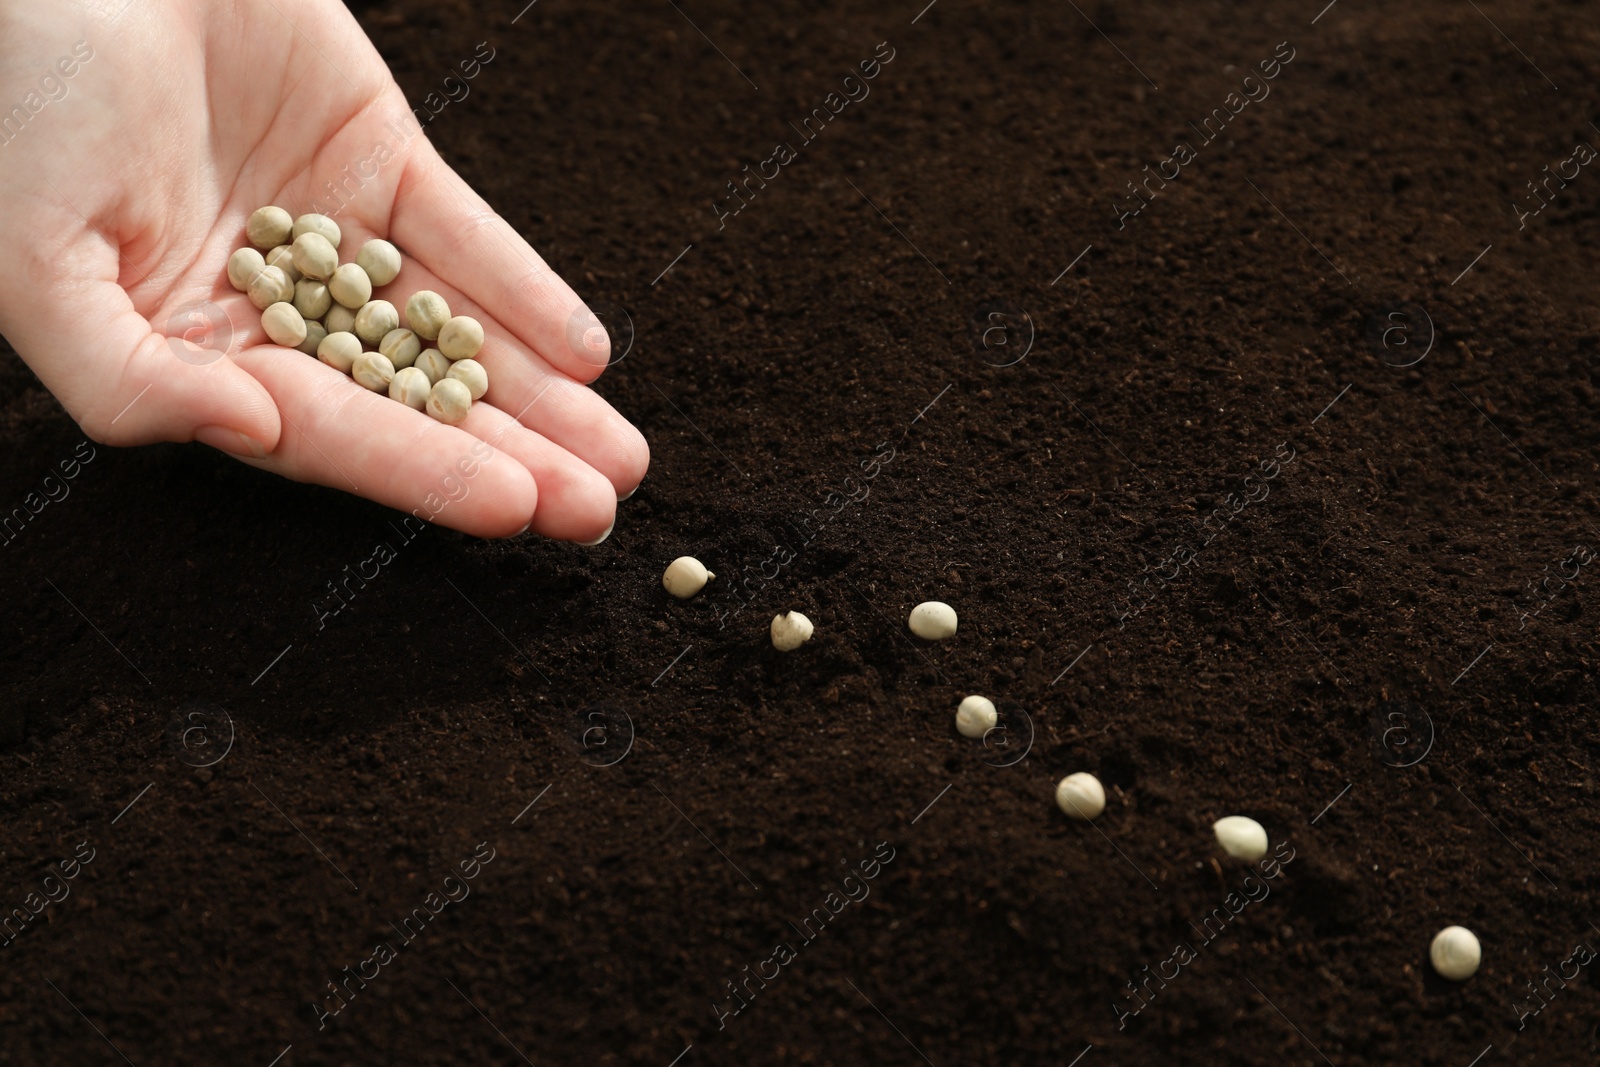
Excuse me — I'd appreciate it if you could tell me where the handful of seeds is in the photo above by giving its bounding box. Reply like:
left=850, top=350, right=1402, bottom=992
left=229, top=207, right=487, bottom=425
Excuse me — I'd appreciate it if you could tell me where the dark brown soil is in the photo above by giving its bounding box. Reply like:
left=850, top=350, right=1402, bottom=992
left=4, top=0, right=1600, bottom=1063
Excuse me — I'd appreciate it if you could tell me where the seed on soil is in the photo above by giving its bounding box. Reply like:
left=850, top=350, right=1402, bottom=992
left=291, top=232, right=337, bottom=282
left=317, top=331, right=362, bottom=374
left=379, top=328, right=421, bottom=370
left=354, top=300, right=400, bottom=347
left=445, top=358, right=488, bottom=400
left=328, top=263, right=373, bottom=309
left=1055, top=772, right=1105, bottom=821
left=1430, top=926, right=1481, bottom=981
left=426, top=377, right=472, bottom=424
left=261, top=302, right=306, bottom=348
left=955, top=695, right=997, bottom=739
left=438, top=315, right=484, bottom=360
left=246, top=206, right=292, bottom=250
left=292, top=213, right=341, bottom=249
left=247, top=266, right=294, bottom=311
left=770, top=611, right=814, bottom=651
left=389, top=366, right=431, bottom=410
left=1213, top=816, right=1269, bottom=862
left=663, top=556, right=714, bottom=599
left=356, top=239, right=402, bottom=287
left=227, top=247, right=265, bottom=292
left=908, top=601, right=958, bottom=640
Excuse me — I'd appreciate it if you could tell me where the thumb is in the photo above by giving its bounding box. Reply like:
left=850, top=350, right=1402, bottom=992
left=10, top=274, right=282, bottom=456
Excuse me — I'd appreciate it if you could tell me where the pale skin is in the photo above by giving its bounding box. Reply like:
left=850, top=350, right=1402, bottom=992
left=0, top=0, right=648, bottom=541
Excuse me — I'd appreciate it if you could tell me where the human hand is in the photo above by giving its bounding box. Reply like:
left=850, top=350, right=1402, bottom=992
left=0, top=0, right=647, bottom=540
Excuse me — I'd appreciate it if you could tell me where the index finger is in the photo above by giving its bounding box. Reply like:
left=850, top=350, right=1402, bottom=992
left=387, top=145, right=612, bottom=383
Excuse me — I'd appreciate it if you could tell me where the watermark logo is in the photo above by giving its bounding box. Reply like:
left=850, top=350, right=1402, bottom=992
left=166, top=702, right=235, bottom=768
left=574, top=704, right=634, bottom=767
left=1370, top=699, right=1433, bottom=768
left=1364, top=303, right=1433, bottom=368
left=969, top=302, right=1034, bottom=368
left=980, top=708, right=1035, bottom=767
left=566, top=303, right=634, bottom=367
left=164, top=301, right=234, bottom=367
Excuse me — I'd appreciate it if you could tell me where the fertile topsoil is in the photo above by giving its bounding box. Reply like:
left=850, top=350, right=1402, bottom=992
left=3, top=0, right=1600, bottom=1063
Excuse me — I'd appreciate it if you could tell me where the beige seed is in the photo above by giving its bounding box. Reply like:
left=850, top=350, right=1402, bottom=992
left=414, top=347, right=452, bottom=385
left=445, top=358, right=488, bottom=400
left=353, top=300, right=399, bottom=347
left=247, top=265, right=294, bottom=311
left=389, top=366, right=431, bottom=410
left=352, top=351, right=395, bottom=392
left=246, top=206, right=292, bottom=250
left=316, top=331, right=362, bottom=374
left=292, top=213, right=341, bottom=249
left=662, top=556, right=715, bottom=598
left=426, top=377, right=472, bottom=424
left=324, top=303, right=357, bottom=335
left=328, top=263, right=372, bottom=309
left=261, top=302, right=307, bottom=348
left=356, top=239, right=402, bottom=287
left=291, top=232, right=337, bottom=282
left=405, top=290, right=451, bottom=341
left=379, top=328, right=421, bottom=370
left=227, top=247, right=265, bottom=292
left=265, top=244, right=301, bottom=284
left=1055, top=773, right=1106, bottom=821
left=438, top=316, right=484, bottom=361
left=293, top=279, right=332, bottom=321
left=298, top=319, right=328, bottom=357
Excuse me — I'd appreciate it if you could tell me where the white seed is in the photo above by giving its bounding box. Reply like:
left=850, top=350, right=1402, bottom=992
left=1213, top=816, right=1269, bottom=862
left=438, top=315, right=484, bottom=360
left=247, top=265, right=294, bottom=310
left=389, top=366, right=431, bottom=410
left=956, top=695, right=997, bottom=739
left=445, top=358, right=488, bottom=400
left=261, top=302, right=306, bottom=348
left=291, top=232, right=337, bottom=282
left=1055, top=772, right=1106, bottom=821
left=663, top=556, right=714, bottom=599
left=352, top=351, right=395, bottom=393
left=317, top=331, right=362, bottom=374
left=298, top=319, right=328, bottom=357
left=1430, top=926, right=1481, bottom=981
left=292, top=212, right=341, bottom=249
left=908, top=601, right=958, bottom=640
left=324, top=303, right=357, bottom=335
left=265, top=244, right=301, bottom=283
left=414, top=347, right=452, bottom=385
left=227, top=247, right=265, bottom=292
left=292, top=278, right=332, bottom=320
left=405, top=290, right=451, bottom=340
left=246, top=206, right=292, bottom=250
left=770, top=611, right=814, bottom=651
left=353, top=300, right=399, bottom=347
left=356, top=239, right=401, bottom=287
left=426, top=377, right=472, bottom=424
left=379, top=328, right=421, bottom=370
left=328, top=263, right=372, bottom=309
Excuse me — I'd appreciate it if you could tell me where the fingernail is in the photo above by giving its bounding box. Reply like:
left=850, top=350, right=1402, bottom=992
left=619, top=484, right=638, bottom=501
left=512, top=523, right=530, bottom=536
left=579, top=324, right=611, bottom=366
left=196, top=425, right=267, bottom=458
left=579, top=519, right=614, bottom=546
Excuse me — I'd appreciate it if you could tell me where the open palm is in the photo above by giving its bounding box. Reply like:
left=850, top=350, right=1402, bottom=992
left=0, top=0, right=646, bottom=540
